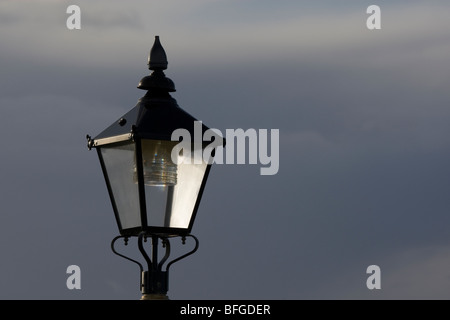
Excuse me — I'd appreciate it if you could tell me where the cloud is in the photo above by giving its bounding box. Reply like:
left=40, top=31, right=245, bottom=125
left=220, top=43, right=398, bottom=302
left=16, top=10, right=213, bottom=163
left=2, top=1, right=450, bottom=73
left=325, top=244, right=450, bottom=299
left=381, top=245, right=450, bottom=299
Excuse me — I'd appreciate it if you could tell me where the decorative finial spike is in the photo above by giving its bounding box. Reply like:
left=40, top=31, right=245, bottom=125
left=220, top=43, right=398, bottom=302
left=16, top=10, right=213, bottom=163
left=137, top=36, right=175, bottom=91
left=148, top=36, right=168, bottom=70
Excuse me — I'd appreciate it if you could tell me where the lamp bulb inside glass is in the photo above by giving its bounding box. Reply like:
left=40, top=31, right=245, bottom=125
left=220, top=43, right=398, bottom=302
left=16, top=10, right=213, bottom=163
left=134, top=140, right=178, bottom=186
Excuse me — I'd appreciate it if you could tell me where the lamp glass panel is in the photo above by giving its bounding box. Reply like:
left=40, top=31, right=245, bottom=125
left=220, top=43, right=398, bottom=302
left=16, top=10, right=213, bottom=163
left=100, top=142, right=141, bottom=230
left=170, top=159, right=207, bottom=228
left=141, top=140, right=208, bottom=229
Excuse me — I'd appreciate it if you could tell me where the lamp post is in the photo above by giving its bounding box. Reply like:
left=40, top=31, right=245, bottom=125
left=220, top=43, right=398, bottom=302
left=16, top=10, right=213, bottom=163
left=87, top=36, right=220, bottom=300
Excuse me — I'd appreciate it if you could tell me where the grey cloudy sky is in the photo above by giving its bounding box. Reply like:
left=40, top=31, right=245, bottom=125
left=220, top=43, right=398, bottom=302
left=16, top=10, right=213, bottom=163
left=1, top=0, right=450, bottom=299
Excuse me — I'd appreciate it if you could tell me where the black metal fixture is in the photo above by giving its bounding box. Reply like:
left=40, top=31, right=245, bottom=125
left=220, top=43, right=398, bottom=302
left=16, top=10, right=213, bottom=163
left=87, top=36, right=221, bottom=299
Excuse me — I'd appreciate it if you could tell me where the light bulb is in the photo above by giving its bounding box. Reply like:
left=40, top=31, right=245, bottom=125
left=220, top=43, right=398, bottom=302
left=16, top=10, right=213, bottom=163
left=134, top=140, right=178, bottom=186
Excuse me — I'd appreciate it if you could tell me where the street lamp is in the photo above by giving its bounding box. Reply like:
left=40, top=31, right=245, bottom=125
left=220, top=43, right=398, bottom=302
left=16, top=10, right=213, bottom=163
left=87, top=36, right=221, bottom=299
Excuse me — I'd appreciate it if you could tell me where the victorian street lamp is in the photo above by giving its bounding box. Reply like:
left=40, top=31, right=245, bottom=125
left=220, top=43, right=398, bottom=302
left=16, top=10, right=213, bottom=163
left=87, top=36, right=221, bottom=299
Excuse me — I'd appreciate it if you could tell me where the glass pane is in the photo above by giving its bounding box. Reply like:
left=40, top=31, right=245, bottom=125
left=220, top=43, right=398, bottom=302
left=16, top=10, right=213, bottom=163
left=142, top=140, right=208, bottom=229
left=101, top=142, right=141, bottom=230
left=145, top=185, right=174, bottom=227
left=170, top=160, right=207, bottom=228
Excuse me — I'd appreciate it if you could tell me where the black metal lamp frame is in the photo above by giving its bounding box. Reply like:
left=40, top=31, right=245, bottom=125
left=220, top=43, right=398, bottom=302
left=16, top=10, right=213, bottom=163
left=111, top=232, right=199, bottom=297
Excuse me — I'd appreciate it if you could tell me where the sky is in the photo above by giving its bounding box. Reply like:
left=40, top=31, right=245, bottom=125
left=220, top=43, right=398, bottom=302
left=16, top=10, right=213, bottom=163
left=1, top=0, right=450, bottom=299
